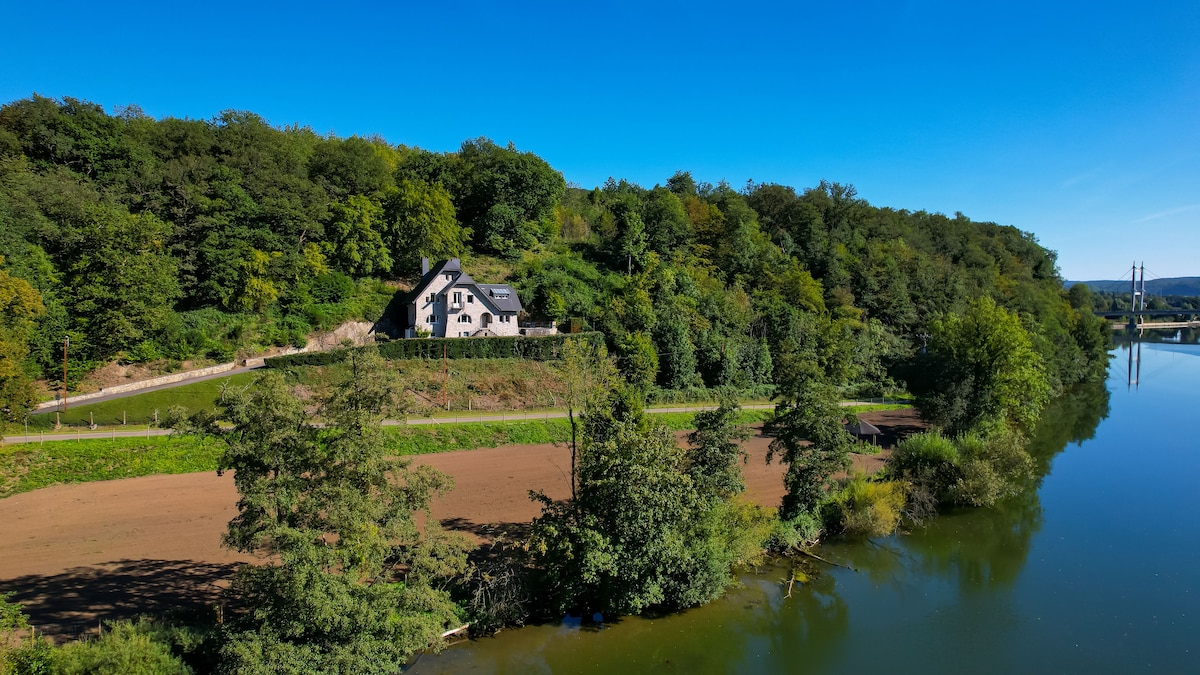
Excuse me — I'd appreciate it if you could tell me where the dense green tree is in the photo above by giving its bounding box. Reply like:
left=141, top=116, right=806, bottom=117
left=529, top=387, right=757, bottom=616
left=453, top=138, right=565, bottom=256
left=642, top=186, right=692, bottom=256
left=686, top=395, right=750, bottom=502
left=323, top=195, right=392, bottom=276
left=199, top=351, right=470, bottom=673
left=767, top=352, right=855, bottom=521
left=912, top=297, right=1050, bottom=434
left=381, top=179, right=467, bottom=274
left=0, top=258, right=42, bottom=421
left=60, top=203, right=180, bottom=358
left=307, top=136, right=393, bottom=199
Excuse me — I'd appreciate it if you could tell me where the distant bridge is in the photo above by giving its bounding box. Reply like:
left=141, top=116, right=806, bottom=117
left=1094, top=309, right=1200, bottom=319
left=1092, top=262, right=1198, bottom=332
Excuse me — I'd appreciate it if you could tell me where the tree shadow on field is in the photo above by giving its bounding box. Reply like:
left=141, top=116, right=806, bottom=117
left=0, top=559, right=241, bottom=642
left=441, top=517, right=531, bottom=540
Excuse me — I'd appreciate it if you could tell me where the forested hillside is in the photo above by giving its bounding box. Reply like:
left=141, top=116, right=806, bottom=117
left=0, top=95, right=1108, bottom=421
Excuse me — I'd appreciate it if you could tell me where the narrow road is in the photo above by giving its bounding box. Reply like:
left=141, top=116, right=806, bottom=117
left=34, top=363, right=265, bottom=413
left=2, top=402, right=896, bottom=444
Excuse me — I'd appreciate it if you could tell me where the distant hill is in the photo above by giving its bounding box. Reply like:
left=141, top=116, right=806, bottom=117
left=1065, top=277, right=1200, bottom=297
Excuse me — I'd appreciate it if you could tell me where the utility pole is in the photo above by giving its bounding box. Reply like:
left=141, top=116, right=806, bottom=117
left=61, top=335, right=70, bottom=412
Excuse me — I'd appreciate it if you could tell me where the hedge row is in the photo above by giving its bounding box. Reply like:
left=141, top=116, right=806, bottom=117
left=264, top=332, right=605, bottom=368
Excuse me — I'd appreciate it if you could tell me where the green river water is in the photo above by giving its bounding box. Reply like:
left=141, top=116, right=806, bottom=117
left=410, top=339, right=1199, bottom=673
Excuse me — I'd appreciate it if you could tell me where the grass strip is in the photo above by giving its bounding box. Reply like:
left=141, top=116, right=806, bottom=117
left=2, top=406, right=906, bottom=498
left=27, top=372, right=260, bottom=429
left=0, top=436, right=222, bottom=499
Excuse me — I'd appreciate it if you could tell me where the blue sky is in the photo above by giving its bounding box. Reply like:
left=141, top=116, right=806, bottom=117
left=3, top=0, right=1197, bottom=280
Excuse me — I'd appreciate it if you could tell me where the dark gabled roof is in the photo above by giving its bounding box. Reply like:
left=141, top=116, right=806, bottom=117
left=405, top=258, right=462, bottom=304
left=475, top=283, right=523, bottom=313
left=405, top=259, right=523, bottom=313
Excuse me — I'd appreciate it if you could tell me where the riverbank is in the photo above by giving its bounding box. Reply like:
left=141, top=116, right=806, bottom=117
left=0, top=409, right=922, bottom=639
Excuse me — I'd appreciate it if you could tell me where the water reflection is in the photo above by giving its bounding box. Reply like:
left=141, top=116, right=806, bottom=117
left=1114, top=329, right=1200, bottom=389
left=410, top=356, right=1178, bottom=674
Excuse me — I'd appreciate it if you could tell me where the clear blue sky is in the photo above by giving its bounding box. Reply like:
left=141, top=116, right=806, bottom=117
left=3, top=0, right=1197, bottom=281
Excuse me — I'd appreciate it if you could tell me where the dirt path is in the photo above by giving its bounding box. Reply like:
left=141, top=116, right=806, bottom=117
left=0, top=409, right=922, bottom=638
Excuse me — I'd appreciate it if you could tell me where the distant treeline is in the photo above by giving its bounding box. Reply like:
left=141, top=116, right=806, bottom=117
left=0, top=95, right=1109, bottom=420
left=1066, top=277, right=1200, bottom=298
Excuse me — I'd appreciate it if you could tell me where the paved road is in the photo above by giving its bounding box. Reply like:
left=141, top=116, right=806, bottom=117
left=2, top=402, right=898, bottom=445
left=34, top=364, right=266, bottom=414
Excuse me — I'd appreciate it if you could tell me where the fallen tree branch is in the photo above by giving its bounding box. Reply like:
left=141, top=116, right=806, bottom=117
left=795, top=548, right=857, bottom=572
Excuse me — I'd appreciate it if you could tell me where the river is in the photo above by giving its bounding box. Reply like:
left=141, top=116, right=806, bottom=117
left=410, top=339, right=1199, bottom=673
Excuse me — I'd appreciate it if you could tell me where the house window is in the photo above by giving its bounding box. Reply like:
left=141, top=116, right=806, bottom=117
left=461, top=331, right=470, bottom=337
left=467, top=294, right=474, bottom=304
left=429, top=315, right=438, bottom=323
left=499, top=315, right=511, bottom=323
left=457, top=314, right=472, bottom=323
left=453, top=291, right=463, bottom=305
left=444, top=273, right=453, bottom=281
left=427, top=293, right=435, bottom=303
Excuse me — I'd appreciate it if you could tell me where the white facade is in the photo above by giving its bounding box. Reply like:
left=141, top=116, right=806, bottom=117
left=404, top=260, right=522, bottom=338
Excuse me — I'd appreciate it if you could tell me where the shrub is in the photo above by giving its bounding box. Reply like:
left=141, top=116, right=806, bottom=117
left=948, top=425, right=1034, bottom=507
left=47, top=620, right=191, bottom=674
left=263, top=333, right=605, bottom=369
left=123, top=340, right=161, bottom=364
left=766, top=512, right=823, bottom=550
left=830, top=476, right=909, bottom=536
left=890, top=431, right=961, bottom=500
left=307, top=272, right=355, bottom=304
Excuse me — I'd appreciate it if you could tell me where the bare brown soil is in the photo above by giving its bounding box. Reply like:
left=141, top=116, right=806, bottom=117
left=0, top=408, right=922, bottom=639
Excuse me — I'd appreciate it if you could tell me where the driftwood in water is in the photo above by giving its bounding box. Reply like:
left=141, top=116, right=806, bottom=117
left=796, top=548, right=857, bottom=572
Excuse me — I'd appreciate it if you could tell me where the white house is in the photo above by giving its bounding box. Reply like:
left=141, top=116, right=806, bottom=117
left=403, top=258, right=523, bottom=338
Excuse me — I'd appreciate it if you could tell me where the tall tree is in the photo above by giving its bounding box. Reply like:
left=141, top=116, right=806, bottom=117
left=913, top=296, right=1050, bottom=434
left=0, top=258, right=43, bottom=421
left=529, top=387, right=747, bottom=616
left=61, top=204, right=180, bottom=359
left=381, top=179, right=466, bottom=274
left=454, top=138, right=565, bottom=256
left=767, top=352, right=855, bottom=522
left=204, top=351, right=470, bottom=673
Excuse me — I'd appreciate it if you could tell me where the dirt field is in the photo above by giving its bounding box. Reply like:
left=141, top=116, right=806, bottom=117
left=0, top=409, right=921, bottom=638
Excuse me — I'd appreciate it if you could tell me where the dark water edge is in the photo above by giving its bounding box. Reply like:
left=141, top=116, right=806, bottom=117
left=409, top=340, right=1199, bottom=674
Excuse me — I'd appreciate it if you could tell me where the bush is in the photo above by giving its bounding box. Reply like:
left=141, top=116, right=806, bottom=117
left=829, top=476, right=909, bottom=536
left=890, top=425, right=1035, bottom=510
left=307, top=272, right=355, bottom=304
left=46, top=620, right=191, bottom=674
left=948, top=424, right=1034, bottom=507
left=123, top=340, right=161, bottom=364
left=889, top=431, right=961, bottom=500
left=766, top=513, right=823, bottom=550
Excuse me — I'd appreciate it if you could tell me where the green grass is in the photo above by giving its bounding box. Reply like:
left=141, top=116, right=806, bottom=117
left=26, top=372, right=260, bottom=429
left=2, top=404, right=908, bottom=498
left=0, top=436, right=222, bottom=499
left=842, top=403, right=911, bottom=414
